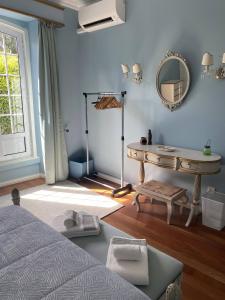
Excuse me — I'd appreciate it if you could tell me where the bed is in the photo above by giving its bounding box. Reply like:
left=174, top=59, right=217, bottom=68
left=0, top=205, right=150, bottom=299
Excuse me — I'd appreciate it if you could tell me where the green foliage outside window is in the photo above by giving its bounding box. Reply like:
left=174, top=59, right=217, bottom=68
left=0, top=35, right=24, bottom=135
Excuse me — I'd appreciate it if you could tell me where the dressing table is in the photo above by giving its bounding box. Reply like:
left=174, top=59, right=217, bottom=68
left=127, top=143, right=221, bottom=226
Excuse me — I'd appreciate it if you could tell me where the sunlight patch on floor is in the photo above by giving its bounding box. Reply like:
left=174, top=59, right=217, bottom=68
left=22, top=189, right=118, bottom=208
left=52, top=185, right=86, bottom=191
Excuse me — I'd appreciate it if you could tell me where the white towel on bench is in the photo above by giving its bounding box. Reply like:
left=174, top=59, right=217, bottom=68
left=113, top=244, right=141, bottom=261
left=64, top=210, right=79, bottom=228
left=106, top=237, right=149, bottom=286
left=52, top=211, right=100, bottom=238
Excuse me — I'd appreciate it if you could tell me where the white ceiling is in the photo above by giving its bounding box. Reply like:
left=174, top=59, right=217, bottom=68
left=44, top=0, right=100, bottom=10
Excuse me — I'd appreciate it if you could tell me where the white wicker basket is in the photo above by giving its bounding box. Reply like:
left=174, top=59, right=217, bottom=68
left=202, top=191, right=225, bottom=230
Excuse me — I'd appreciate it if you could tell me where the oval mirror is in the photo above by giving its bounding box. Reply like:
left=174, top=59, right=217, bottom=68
left=156, top=51, right=190, bottom=111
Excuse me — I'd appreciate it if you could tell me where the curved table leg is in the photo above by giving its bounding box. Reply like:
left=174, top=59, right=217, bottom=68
left=133, top=192, right=141, bottom=212
left=139, top=161, right=145, bottom=185
left=185, top=174, right=201, bottom=227
left=185, top=204, right=196, bottom=227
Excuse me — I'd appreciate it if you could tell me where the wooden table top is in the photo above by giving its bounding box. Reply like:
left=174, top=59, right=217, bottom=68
left=127, top=143, right=222, bottom=163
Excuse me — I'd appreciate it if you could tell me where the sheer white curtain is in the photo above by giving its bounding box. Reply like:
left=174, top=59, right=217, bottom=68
left=39, top=22, right=68, bottom=184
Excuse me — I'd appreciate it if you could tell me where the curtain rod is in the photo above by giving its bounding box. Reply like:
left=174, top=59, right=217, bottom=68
left=83, top=92, right=127, bottom=97
left=0, top=5, right=64, bottom=28
left=34, top=0, right=65, bottom=11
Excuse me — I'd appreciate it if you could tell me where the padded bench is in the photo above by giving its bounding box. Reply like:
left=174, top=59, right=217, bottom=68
left=72, top=221, right=183, bottom=300
left=0, top=205, right=150, bottom=300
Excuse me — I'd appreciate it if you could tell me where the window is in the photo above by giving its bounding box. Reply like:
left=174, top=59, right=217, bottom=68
left=0, top=21, right=36, bottom=163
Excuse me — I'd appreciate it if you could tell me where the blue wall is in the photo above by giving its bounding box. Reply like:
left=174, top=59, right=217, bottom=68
left=56, top=9, right=83, bottom=159
left=76, top=0, right=225, bottom=193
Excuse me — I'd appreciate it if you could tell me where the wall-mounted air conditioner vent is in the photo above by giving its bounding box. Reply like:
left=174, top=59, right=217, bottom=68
left=77, top=0, right=125, bottom=33
left=83, top=17, right=113, bottom=29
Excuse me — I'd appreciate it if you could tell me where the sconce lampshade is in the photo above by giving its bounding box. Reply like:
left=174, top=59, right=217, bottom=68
left=121, top=64, right=130, bottom=74
left=201, top=52, right=213, bottom=66
left=222, top=53, right=225, bottom=64
left=132, top=63, right=142, bottom=74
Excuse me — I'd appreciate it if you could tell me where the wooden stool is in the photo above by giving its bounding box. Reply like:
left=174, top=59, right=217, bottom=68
left=133, top=180, right=189, bottom=224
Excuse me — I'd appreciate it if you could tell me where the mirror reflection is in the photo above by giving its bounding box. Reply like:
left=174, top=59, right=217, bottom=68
left=156, top=52, right=190, bottom=111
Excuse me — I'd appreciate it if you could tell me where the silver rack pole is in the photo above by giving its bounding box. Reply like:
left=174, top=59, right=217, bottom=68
left=121, top=93, right=125, bottom=188
left=84, top=93, right=89, bottom=176
left=83, top=92, right=125, bottom=96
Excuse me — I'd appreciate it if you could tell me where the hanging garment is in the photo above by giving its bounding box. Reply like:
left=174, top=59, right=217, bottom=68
left=95, top=96, right=122, bottom=110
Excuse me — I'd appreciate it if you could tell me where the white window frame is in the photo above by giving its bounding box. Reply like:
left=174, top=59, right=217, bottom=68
left=0, top=20, right=37, bottom=164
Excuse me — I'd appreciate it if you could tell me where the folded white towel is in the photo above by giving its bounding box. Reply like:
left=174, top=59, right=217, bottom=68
left=52, top=211, right=100, bottom=238
left=111, top=237, right=147, bottom=246
left=106, top=237, right=149, bottom=286
left=80, top=214, right=99, bottom=231
left=113, top=244, right=141, bottom=261
left=64, top=210, right=78, bottom=229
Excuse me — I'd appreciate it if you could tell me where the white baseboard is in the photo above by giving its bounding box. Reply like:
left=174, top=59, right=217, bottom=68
left=0, top=173, right=45, bottom=188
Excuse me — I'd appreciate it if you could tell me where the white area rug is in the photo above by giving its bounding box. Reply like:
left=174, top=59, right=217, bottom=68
left=0, top=180, right=123, bottom=228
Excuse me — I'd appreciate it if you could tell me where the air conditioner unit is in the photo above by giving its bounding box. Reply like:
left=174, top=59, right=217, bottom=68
left=77, top=0, right=125, bottom=33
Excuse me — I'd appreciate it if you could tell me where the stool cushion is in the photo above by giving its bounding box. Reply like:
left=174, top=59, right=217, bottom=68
left=137, top=180, right=184, bottom=197
left=72, top=221, right=183, bottom=300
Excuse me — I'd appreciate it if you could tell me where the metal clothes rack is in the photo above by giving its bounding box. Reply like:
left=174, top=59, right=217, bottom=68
left=83, top=91, right=132, bottom=197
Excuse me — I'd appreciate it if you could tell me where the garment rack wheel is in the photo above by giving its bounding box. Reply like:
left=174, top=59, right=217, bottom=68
left=112, top=183, right=132, bottom=198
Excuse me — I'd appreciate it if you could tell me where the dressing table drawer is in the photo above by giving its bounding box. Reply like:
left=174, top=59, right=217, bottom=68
left=128, top=149, right=144, bottom=161
left=145, top=153, right=175, bottom=168
left=179, top=159, right=221, bottom=174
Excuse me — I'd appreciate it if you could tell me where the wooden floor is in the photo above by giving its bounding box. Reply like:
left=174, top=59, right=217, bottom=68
left=1, top=177, right=225, bottom=300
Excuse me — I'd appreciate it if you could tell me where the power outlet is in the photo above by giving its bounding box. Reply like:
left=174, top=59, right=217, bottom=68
left=207, top=186, right=216, bottom=193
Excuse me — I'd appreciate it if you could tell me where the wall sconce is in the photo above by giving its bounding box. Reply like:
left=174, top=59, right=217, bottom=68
left=121, top=64, right=130, bottom=78
left=132, top=63, right=143, bottom=84
left=121, top=63, right=143, bottom=84
left=201, top=52, right=225, bottom=79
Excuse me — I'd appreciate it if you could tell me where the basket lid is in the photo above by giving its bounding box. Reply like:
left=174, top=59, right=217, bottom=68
left=202, top=191, right=225, bottom=203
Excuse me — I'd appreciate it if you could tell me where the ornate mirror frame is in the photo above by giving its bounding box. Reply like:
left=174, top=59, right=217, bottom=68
left=156, top=51, right=191, bottom=111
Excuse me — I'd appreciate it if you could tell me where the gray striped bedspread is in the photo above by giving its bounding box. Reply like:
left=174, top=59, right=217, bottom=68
left=0, top=205, right=150, bottom=300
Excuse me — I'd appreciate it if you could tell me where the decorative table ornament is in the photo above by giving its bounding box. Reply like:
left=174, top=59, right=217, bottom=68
left=157, top=145, right=176, bottom=152
left=203, top=140, right=212, bottom=156
left=148, top=129, right=152, bottom=145
left=140, top=137, right=147, bottom=145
